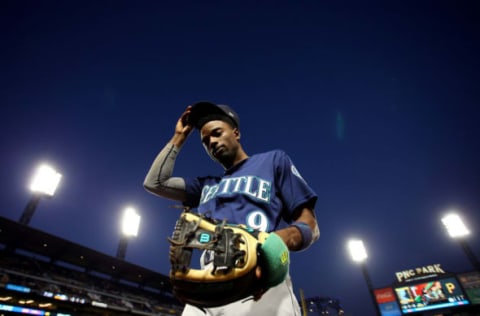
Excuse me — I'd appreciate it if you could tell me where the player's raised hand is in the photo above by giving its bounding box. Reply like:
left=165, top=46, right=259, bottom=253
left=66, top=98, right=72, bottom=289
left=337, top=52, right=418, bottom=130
left=177, top=106, right=194, bottom=134
left=171, top=106, right=194, bottom=147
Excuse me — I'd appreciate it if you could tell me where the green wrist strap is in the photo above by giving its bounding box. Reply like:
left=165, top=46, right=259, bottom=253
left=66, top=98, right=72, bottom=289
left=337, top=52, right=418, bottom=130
left=259, top=233, right=290, bottom=287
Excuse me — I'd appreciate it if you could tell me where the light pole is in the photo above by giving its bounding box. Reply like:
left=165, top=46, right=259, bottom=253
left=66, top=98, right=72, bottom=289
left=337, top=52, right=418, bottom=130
left=19, top=163, right=62, bottom=225
left=347, top=239, right=380, bottom=316
left=116, top=207, right=141, bottom=260
left=441, top=212, right=480, bottom=271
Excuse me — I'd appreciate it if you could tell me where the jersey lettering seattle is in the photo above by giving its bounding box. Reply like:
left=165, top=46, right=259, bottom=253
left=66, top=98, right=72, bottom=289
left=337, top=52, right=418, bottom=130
left=200, top=176, right=272, bottom=204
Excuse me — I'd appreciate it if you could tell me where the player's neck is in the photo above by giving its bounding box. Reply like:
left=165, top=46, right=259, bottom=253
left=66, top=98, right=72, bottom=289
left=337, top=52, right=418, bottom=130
left=222, top=149, right=249, bottom=170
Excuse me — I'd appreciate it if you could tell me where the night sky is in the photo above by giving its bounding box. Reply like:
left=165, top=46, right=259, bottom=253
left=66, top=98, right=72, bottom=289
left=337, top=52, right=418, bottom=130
left=1, top=1, right=480, bottom=315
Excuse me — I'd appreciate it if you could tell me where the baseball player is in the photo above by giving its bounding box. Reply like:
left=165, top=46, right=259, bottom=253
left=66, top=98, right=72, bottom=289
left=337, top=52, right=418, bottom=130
left=144, top=101, right=320, bottom=316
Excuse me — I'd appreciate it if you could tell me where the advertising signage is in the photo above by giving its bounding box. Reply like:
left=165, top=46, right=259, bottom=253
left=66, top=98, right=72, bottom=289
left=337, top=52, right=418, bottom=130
left=458, top=271, right=480, bottom=305
left=374, top=288, right=401, bottom=316
left=395, top=264, right=445, bottom=283
left=393, top=276, right=470, bottom=314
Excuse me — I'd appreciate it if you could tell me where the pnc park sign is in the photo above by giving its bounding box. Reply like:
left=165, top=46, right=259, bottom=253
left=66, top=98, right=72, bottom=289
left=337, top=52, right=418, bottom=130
left=395, top=263, right=446, bottom=283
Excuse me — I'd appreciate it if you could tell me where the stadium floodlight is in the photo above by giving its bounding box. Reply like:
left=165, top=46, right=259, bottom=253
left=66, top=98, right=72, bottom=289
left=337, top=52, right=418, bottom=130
left=348, top=239, right=368, bottom=263
left=117, top=207, right=141, bottom=260
left=121, top=207, right=141, bottom=237
left=441, top=213, right=470, bottom=238
left=347, top=239, right=380, bottom=316
left=441, top=212, right=479, bottom=271
left=19, top=163, right=62, bottom=225
left=29, top=164, right=62, bottom=197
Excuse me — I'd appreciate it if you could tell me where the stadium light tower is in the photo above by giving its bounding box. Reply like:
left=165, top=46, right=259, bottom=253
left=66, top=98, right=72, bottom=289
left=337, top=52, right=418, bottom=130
left=347, top=239, right=380, bottom=316
left=442, top=212, right=480, bottom=271
left=116, top=207, right=141, bottom=260
left=19, top=163, right=62, bottom=225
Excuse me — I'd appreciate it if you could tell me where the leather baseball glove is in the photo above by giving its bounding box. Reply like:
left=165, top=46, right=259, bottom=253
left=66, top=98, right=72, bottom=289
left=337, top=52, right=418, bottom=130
left=168, top=209, right=289, bottom=308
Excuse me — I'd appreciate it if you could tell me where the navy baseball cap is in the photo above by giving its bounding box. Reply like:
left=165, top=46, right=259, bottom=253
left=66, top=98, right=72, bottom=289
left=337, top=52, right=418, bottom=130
left=188, top=101, right=240, bottom=129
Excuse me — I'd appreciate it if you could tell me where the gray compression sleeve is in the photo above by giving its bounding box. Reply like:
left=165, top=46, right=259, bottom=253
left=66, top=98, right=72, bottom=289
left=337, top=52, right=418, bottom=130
left=143, top=143, right=188, bottom=202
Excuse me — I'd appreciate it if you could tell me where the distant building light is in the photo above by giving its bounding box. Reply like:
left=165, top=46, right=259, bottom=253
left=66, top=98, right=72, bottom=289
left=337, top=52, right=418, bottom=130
left=43, top=291, right=53, bottom=298
left=6, top=284, right=31, bottom=293
left=92, top=301, right=108, bottom=308
left=38, top=303, right=52, bottom=308
left=54, top=294, right=68, bottom=301
left=0, top=303, right=45, bottom=315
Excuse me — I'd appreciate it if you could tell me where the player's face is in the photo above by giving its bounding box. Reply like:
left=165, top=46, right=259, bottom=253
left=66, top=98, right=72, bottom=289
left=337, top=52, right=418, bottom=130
left=200, top=120, right=241, bottom=168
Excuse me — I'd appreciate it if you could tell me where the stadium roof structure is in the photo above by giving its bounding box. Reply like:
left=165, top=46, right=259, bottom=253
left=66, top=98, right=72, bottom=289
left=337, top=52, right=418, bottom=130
left=0, top=215, right=172, bottom=291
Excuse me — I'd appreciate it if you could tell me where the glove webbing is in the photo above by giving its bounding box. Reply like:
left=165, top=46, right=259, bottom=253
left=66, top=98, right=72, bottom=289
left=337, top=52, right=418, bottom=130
left=168, top=214, right=247, bottom=275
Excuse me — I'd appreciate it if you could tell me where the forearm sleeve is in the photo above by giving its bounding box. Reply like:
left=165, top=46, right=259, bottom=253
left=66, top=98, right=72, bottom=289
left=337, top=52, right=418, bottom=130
left=143, top=143, right=188, bottom=201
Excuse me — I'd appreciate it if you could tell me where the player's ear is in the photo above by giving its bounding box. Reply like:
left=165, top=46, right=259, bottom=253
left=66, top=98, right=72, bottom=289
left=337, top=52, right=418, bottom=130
left=234, top=128, right=241, bottom=140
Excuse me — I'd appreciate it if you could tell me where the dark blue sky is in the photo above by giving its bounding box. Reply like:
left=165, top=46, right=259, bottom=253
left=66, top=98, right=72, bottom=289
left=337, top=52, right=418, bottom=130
left=1, top=1, right=480, bottom=314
